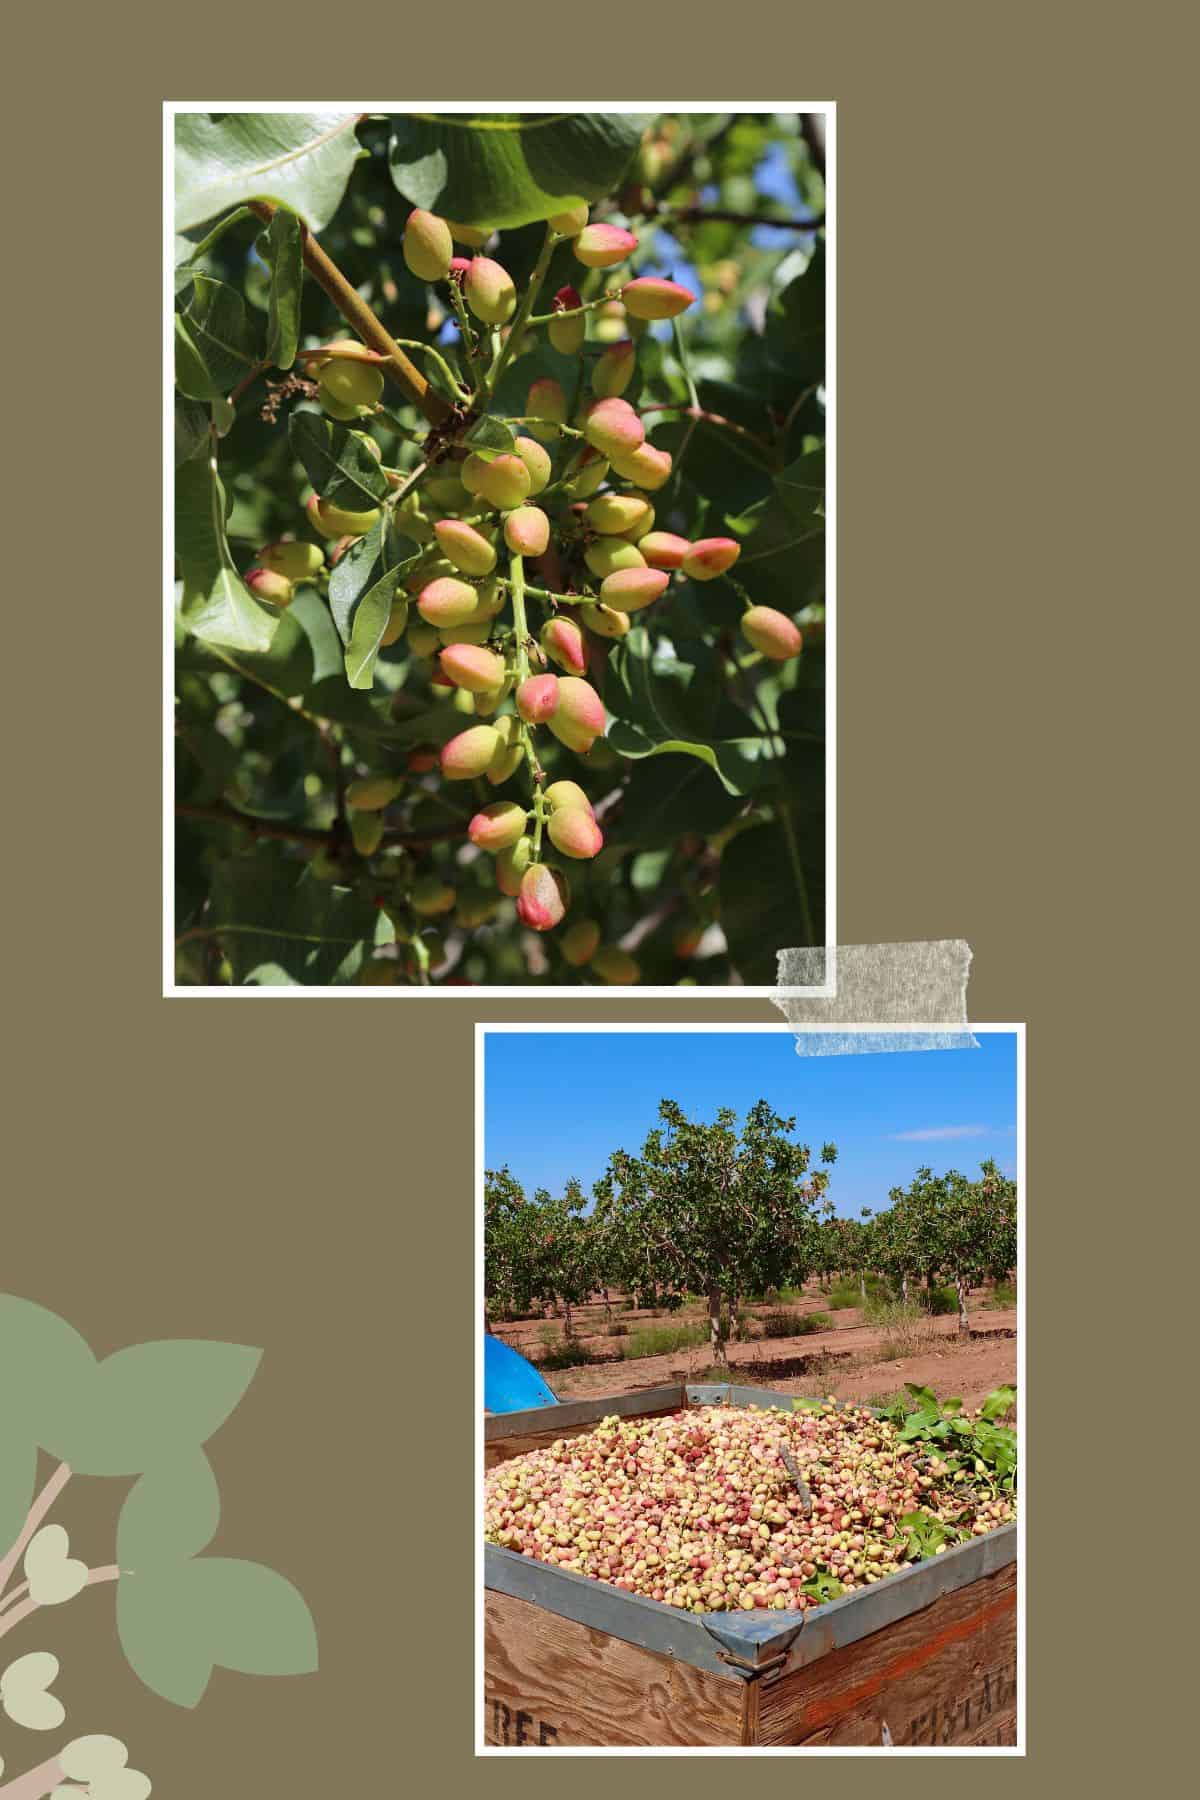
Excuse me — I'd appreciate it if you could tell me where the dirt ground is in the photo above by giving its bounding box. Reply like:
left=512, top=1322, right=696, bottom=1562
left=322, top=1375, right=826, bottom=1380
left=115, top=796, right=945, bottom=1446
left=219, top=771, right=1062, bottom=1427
left=492, top=1289, right=1017, bottom=1414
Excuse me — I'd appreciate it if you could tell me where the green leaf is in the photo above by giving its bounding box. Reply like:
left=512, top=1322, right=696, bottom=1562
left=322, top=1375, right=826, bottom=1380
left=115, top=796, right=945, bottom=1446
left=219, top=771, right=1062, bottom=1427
left=175, top=276, right=260, bottom=399
left=174, top=397, right=210, bottom=468
left=767, top=241, right=825, bottom=388
left=288, top=413, right=389, bottom=513
left=176, top=453, right=279, bottom=654
left=344, top=566, right=401, bottom=689
left=118, top=1556, right=317, bottom=1707
left=208, top=850, right=380, bottom=985
left=118, top=1452, right=221, bottom=1569
left=979, top=1385, right=1016, bottom=1422
left=904, top=1383, right=939, bottom=1410
left=719, top=817, right=819, bottom=981
left=604, top=628, right=781, bottom=796
left=465, top=415, right=517, bottom=455
left=387, top=112, right=642, bottom=230
left=328, top=518, right=386, bottom=642
left=614, top=757, right=742, bottom=847
left=175, top=111, right=364, bottom=232
left=288, top=588, right=344, bottom=686
left=260, top=207, right=302, bottom=370
left=44, top=1340, right=262, bottom=1476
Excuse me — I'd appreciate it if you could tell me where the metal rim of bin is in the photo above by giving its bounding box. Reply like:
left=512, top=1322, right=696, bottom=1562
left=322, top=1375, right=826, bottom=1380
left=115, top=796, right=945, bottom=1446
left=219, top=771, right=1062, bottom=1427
left=484, top=1382, right=1017, bottom=1681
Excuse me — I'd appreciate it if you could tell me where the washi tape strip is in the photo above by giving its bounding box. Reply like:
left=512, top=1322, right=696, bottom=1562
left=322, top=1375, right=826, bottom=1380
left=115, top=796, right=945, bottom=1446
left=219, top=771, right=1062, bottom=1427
left=773, top=941, right=976, bottom=1053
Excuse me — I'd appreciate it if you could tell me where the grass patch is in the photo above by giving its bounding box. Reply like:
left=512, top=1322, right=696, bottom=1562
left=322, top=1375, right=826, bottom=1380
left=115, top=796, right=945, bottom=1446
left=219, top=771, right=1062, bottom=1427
left=537, top=1341, right=601, bottom=1371
left=987, top=1281, right=1016, bottom=1309
left=759, top=1309, right=830, bottom=1338
left=603, top=1320, right=629, bottom=1337
left=827, top=1286, right=861, bottom=1311
left=867, top=1301, right=944, bottom=1362
left=922, top=1284, right=959, bottom=1316
left=622, top=1322, right=710, bottom=1360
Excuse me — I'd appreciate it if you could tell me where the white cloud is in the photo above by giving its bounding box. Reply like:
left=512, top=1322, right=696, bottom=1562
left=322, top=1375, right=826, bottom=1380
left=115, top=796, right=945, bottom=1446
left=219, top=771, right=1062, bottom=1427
left=890, top=1123, right=991, bottom=1142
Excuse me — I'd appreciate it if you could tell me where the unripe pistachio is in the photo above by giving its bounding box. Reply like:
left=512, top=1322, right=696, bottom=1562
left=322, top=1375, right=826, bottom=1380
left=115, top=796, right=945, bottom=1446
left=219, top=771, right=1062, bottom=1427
left=590, top=944, right=641, bottom=984
left=564, top=452, right=609, bottom=500
left=560, top=917, right=602, bottom=966
left=526, top=378, right=567, bottom=442
left=495, top=833, right=534, bottom=896
left=681, top=537, right=741, bottom=581
left=316, top=388, right=361, bottom=422
left=424, top=468, right=470, bottom=509
left=465, top=256, right=517, bottom=324
left=584, top=397, right=645, bottom=461
left=438, top=620, right=491, bottom=646
left=346, top=775, right=404, bottom=811
left=625, top=498, right=655, bottom=541
left=599, top=566, right=670, bottom=612
left=541, top=615, right=587, bottom=673
left=516, top=672, right=559, bottom=723
left=450, top=685, right=476, bottom=713
left=549, top=202, right=589, bottom=235
left=434, top=518, right=497, bottom=576
left=445, top=219, right=488, bottom=248
left=512, top=436, right=552, bottom=495
left=548, top=285, right=586, bottom=354
left=440, top=642, right=506, bottom=693
left=410, top=874, right=456, bottom=917
left=486, top=714, right=524, bottom=786
left=621, top=277, right=696, bottom=321
left=504, top=506, right=550, bottom=557
left=468, top=577, right=507, bottom=622
left=584, top=536, right=646, bottom=580
left=417, top=575, right=482, bottom=628
left=638, top=530, right=691, bottom=570
left=579, top=600, right=631, bottom=639
left=406, top=555, right=453, bottom=594
left=473, top=682, right=509, bottom=717
left=448, top=255, right=471, bottom=285
left=245, top=567, right=294, bottom=607
left=460, top=452, right=490, bottom=496
left=406, top=619, right=442, bottom=658
left=574, top=224, right=638, bottom=268
left=380, top=597, right=409, bottom=646
left=592, top=339, right=636, bottom=400
left=440, top=723, right=502, bottom=780
left=476, top=453, right=532, bottom=510
left=741, top=605, right=804, bottom=661
left=468, top=801, right=528, bottom=852
left=307, top=494, right=381, bottom=537
left=394, top=496, right=434, bottom=543
left=258, top=540, right=324, bottom=581
left=609, top=440, right=673, bottom=491
left=516, top=863, right=570, bottom=931
left=351, top=430, right=383, bottom=463
left=548, top=805, right=604, bottom=859
left=544, top=779, right=594, bottom=816
left=455, top=888, right=501, bottom=927
left=549, top=676, right=606, bottom=752
left=592, top=300, right=629, bottom=345
left=319, top=359, right=384, bottom=414
left=349, top=810, right=384, bottom=856
left=586, top=492, right=651, bottom=536
left=403, top=209, right=454, bottom=282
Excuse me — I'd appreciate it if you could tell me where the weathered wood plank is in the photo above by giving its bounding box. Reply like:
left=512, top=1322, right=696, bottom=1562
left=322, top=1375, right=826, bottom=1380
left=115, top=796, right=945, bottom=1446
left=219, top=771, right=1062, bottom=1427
left=485, top=1588, right=748, bottom=1747
left=755, top=1562, right=1017, bottom=1746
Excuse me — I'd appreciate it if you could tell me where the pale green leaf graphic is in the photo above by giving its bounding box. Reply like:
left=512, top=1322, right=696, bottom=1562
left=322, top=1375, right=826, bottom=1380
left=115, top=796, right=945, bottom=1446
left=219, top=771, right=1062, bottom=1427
left=261, top=207, right=302, bottom=369
left=175, top=112, right=364, bottom=232
left=118, top=1558, right=318, bottom=1708
left=387, top=113, right=642, bottom=230
left=117, top=1452, right=221, bottom=1571
left=43, top=1341, right=261, bottom=1476
left=0, top=1432, right=39, bottom=1559
left=176, top=454, right=279, bottom=655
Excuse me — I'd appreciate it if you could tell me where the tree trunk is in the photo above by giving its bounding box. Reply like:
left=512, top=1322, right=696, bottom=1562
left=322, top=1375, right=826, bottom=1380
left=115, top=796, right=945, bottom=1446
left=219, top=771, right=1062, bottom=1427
left=602, top=1287, right=612, bottom=1322
left=484, top=1304, right=493, bottom=1335
left=859, top=1268, right=866, bottom=1302
left=956, top=1276, right=970, bottom=1336
left=563, top=1298, right=574, bottom=1340
left=729, top=1290, right=740, bottom=1340
left=708, top=1287, right=726, bottom=1366
left=901, top=1273, right=909, bottom=1303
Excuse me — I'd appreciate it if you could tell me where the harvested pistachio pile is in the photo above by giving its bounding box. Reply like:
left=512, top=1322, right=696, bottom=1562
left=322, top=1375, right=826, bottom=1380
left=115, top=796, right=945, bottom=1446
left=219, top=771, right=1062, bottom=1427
left=485, top=1402, right=1015, bottom=1613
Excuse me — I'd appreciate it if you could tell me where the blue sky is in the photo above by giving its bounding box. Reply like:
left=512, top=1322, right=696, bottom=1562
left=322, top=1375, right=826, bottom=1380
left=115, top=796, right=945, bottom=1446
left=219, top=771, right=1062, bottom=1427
left=484, top=1032, right=1019, bottom=1218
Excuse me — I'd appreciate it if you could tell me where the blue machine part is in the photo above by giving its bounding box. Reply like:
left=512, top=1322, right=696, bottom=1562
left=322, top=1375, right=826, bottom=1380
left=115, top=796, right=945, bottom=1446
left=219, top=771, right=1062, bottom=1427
left=485, top=1332, right=559, bottom=1413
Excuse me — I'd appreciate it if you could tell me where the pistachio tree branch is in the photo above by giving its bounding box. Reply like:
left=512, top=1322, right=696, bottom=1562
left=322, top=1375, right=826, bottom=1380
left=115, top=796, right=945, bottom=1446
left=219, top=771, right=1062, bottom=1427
left=247, top=202, right=450, bottom=426
left=0, top=1754, right=66, bottom=1800
left=0, top=1566, right=120, bottom=1643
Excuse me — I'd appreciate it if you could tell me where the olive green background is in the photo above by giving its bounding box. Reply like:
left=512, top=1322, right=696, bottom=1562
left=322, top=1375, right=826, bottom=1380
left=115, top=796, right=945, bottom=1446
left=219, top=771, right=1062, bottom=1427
left=6, top=3, right=1185, bottom=1787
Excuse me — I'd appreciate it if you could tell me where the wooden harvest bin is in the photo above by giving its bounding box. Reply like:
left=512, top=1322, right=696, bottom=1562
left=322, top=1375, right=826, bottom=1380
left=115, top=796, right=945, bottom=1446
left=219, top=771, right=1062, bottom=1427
left=484, top=1384, right=1017, bottom=1748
